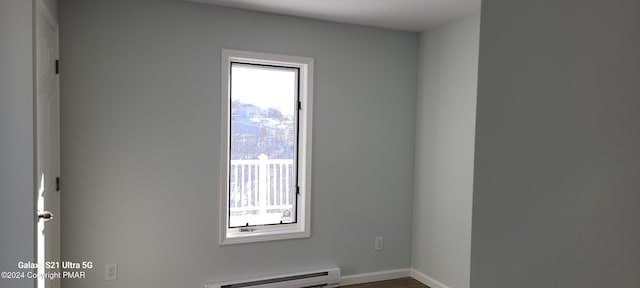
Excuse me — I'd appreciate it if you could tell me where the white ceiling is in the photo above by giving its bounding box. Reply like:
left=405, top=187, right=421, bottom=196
left=186, top=0, right=481, bottom=32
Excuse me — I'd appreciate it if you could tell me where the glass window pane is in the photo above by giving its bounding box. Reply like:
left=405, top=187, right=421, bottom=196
left=229, top=63, right=298, bottom=227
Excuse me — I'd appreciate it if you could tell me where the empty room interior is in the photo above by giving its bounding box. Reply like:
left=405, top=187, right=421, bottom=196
left=1, top=0, right=639, bottom=288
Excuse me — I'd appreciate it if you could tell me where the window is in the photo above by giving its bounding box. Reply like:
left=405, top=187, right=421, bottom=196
left=220, top=49, right=313, bottom=244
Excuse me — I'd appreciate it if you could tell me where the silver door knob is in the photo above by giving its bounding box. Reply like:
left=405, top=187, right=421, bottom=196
left=38, top=211, right=54, bottom=221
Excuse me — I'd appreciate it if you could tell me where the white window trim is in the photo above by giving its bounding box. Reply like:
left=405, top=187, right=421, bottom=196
left=219, top=49, right=313, bottom=245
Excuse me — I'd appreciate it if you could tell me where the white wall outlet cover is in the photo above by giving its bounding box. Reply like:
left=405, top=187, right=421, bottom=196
left=375, top=236, right=383, bottom=251
left=105, top=264, right=117, bottom=281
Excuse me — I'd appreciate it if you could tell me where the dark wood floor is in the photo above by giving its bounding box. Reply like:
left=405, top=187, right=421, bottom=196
left=342, top=277, right=429, bottom=288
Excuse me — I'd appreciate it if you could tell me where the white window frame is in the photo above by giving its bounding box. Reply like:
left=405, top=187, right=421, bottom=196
left=219, top=49, right=313, bottom=245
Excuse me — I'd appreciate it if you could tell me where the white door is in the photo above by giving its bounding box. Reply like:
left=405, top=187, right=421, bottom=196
left=35, top=1, right=60, bottom=288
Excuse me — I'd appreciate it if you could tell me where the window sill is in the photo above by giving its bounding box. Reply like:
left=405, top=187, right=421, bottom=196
left=220, top=225, right=309, bottom=245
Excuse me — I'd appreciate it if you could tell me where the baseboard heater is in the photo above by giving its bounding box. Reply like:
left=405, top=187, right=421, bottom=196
left=206, top=267, right=340, bottom=288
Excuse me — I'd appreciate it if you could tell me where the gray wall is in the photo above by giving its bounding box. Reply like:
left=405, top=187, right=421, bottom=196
left=471, top=0, right=640, bottom=287
left=412, top=15, right=480, bottom=288
left=0, top=1, right=35, bottom=288
left=59, top=0, right=417, bottom=287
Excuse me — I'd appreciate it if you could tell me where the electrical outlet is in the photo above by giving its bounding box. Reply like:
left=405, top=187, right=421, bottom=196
left=105, top=264, right=117, bottom=281
left=374, top=236, right=383, bottom=251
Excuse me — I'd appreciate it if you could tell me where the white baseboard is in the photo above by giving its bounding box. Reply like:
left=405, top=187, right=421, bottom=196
left=340, top=268, right=411, bottom=286
left=339, top=268, right=452, bottom=288
left=410, top=269, right=451, bottom=288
